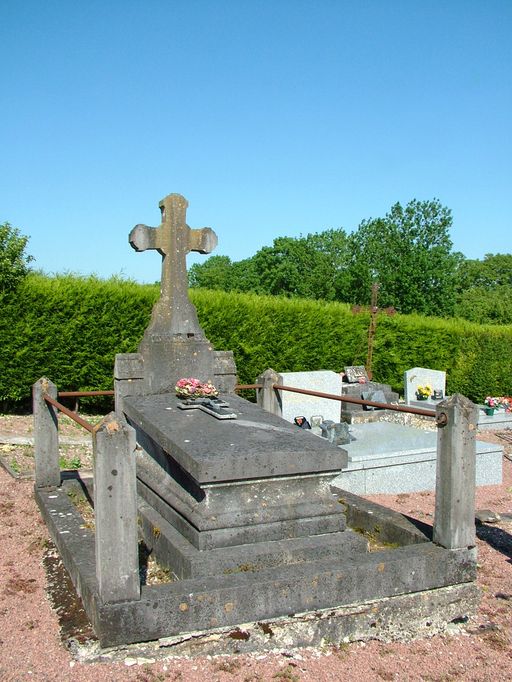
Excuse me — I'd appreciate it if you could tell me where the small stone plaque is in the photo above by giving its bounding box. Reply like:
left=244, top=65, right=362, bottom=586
left=344, top=366, right=369, bottom=384
left=361, top=389, right=387, bottom=410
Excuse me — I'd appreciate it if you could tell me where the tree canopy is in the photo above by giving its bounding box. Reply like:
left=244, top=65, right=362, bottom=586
left=0, top=222, right=34, bottom=294
left=188, top=200, right=511, bottom=323
left=347, top=199, right=461, bottom=316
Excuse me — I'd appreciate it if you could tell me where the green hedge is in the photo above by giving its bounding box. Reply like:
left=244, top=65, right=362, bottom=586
left=1, top=274, right=511, bottom=408
left=0, top=274, right=157, bottom=407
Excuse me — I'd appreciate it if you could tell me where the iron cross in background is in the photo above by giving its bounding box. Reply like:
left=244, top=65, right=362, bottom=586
left=352, top=283, right=396, bottom=379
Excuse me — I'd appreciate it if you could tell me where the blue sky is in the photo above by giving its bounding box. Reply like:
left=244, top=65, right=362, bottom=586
left=1, top=0, right=510, bottom=283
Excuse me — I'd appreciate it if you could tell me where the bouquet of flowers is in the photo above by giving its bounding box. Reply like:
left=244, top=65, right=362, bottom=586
left=484, top=396, right=502, bottom=409
left=416, top=385, right=432, bottom=399
left=484, top=396, right=512, bottom=411
left=500, top=397, right=512, bottom=412
left=175, top=377, right=219, bottom=399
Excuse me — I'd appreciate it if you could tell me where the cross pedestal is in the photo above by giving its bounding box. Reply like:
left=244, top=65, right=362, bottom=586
left=128, top=193, right=218, bottom=393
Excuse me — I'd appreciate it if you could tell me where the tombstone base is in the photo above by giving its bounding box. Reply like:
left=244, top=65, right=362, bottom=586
left=35, top=479, right=479, bottom=650
left=138, top=497, right=366, bottom=579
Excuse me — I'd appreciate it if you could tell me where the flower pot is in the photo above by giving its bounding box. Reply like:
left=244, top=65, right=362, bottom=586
left=485, top=407, right=495, bottom=416
left=416, top=395, right=428, bottom=401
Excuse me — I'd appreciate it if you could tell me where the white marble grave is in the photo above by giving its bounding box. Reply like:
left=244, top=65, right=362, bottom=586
left=278, top=370, right=342, bottom=424
left=404, top=367, right=446, bottom=405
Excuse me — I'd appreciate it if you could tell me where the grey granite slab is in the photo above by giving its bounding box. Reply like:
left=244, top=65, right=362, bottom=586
left=332, top=422, right=503, bottom=494
left=124, top=393, right=347, bottom=484
left=477, top=407, right=512, bottom=431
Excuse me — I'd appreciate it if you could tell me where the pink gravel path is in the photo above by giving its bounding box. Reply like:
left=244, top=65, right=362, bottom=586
left=0, top=427, right=511, bottom=681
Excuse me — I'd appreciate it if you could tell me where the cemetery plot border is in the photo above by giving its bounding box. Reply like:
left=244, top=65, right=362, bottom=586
left=35, top=479, right=478, bottom=649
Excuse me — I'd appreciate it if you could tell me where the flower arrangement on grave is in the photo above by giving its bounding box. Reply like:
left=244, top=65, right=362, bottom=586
left=415, top=385, right=432, bottom=400
left=175, top=377, right=219, bottom=399
left=501, top=397, right=512, bottom=412
left=484, top=396, right=512, bottom=412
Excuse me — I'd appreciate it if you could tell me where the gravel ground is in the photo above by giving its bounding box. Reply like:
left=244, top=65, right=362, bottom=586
left=0, top=415, right=511, bottom=681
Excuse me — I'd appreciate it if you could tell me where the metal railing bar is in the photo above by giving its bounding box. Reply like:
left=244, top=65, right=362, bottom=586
left=58, top=390, right=115, bottom=397
left=43, top=394, right=96, bottom=433
left=275, top=384, right=436, bottom=418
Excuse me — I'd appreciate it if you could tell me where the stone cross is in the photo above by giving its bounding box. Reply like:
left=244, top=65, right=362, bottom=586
left=129, top=193, right=217, bottom=337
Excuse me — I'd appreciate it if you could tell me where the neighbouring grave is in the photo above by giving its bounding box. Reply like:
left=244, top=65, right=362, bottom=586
left=333, top=421, right=503, bottom=495
left=34, top=193, right=480, bottom=651
left=340, top=365, right=399, bottom=423
left=404, top=367, right=446, bottom=407
left=277, top=370, right=343, bottom=424
left=260, top=369, right=503, bottom=495
left=477, top=405, right=512, bottom=430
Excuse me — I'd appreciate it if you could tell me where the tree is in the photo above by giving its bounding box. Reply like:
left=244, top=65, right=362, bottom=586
left=188, top=255, right=234, bottom=290
left=251, top=230, right=351, bottom=301
left=455, top=253, right=512, bottom=291
left=189, top=229, right=351, bottom=302
left=347, top=199, right=460, bottom=316
left=454, top=284, right=512, bottom=325
left=453, top=253, right=512, bottom=325
left=0, top=222, right=34, bottom=293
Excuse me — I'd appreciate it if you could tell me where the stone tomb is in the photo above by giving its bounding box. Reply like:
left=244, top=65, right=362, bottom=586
left=125, top=391, right=355, bottom=578
left=34, top=193, right=479, bottom=650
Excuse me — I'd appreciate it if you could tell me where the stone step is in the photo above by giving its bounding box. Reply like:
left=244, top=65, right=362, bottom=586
left=137, top=497, right=368, bottom=579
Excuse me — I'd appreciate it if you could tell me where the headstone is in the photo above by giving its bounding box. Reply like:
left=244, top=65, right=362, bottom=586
left=277, top=370, right=342, bottom=424
left=344, top=365, right=369, bottom=383
left=404, top=367, right=446, bottom=405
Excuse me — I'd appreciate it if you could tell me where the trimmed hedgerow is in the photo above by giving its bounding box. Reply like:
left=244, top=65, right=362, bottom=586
left=1, top=275, right=511, bottom=408
left=0, top=274, right=157, bottom=407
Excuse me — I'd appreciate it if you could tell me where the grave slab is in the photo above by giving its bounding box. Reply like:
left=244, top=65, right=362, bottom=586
left=124, top=392, right=347, bottom=483
left=331, top=421, right=502, bottom=495
left=477, top=406, right=512, bottom=431
left=124, top=392, right=348, bottom=551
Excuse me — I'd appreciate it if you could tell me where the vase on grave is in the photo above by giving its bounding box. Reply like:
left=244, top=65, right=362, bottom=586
left=485, top=407, right=495, bottom=416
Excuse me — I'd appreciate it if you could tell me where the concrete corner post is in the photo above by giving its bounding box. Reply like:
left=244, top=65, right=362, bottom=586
left=256, top=368, right=282, bottom=417
left=94, top=413, right=140, bottom=603
left=434, top=394, right=478, bottom=550
left=33, top=378, right=60, bottom=488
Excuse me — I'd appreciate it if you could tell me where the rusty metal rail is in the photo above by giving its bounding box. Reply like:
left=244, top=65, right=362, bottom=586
left=43, top=394, right=96, bottom=433
left=47, top=381, right=437, bottom=430
left=236, top=381, right=440, bottom=422
left=276, top=383, right=437, bottom=417
left=58, top=390, right=114, bottom=398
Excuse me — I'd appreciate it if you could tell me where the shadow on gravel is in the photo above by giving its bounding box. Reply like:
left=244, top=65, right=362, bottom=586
left=476, top=523, right=512, bottom=563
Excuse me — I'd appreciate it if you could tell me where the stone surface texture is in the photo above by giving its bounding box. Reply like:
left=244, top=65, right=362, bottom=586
left=332, top=421, right=502, bottom=494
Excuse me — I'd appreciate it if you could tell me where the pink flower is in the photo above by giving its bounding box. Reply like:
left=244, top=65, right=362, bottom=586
left=175, top=378, right=219, bottom=399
